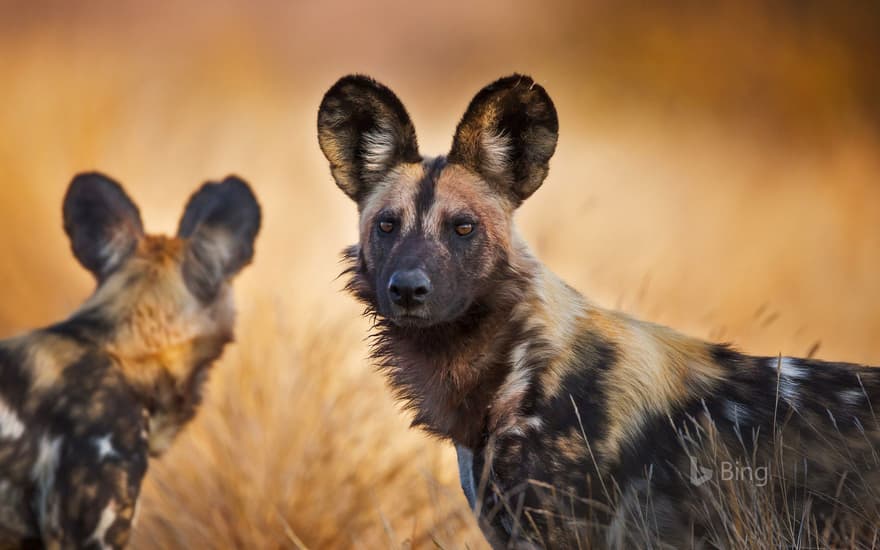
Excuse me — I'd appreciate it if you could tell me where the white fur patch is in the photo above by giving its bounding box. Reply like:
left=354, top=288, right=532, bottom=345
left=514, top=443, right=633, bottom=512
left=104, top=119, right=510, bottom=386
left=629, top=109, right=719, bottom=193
left=361, top=123, right=397, bottom=174
left=148, top=412, right=179, bottom=456
left=480, top=129, right=512, bottom=177
left=0, top=397, right=24, bottom=440
left=92, top=434, right=119, bottom=461
left=839, top=389, right=864, bottom=407
left=99, top=230, right=136, bottom=275
left=770, top=357, right=807, bottom=407
left=87, top=500, right=118, bottom=549
left=778, top=378, right=800, bottom=407
left=773, top=357, right=808, bottom=379
left=495, top=343, right=532, bottom=405
left=723, top=400, right=752, bottom=425
left=132, top=497, right=141, bottom=527
left=510, top=342, right=529, bottom=371
left=523, top=416, right=544, bottom=432
left=489, top=343, right=535, bottom=436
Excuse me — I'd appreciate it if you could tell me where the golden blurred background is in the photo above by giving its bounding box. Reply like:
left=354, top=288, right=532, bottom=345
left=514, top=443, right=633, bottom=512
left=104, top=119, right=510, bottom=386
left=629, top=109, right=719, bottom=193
left=1, top=1, right=879, bottom=547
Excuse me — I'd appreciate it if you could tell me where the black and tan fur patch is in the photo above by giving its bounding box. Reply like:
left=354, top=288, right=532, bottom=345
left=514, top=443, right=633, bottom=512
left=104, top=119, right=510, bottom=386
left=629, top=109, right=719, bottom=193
left=0, top=172, right=260, bottom=548
left=320, top=74, right=880, bottom=548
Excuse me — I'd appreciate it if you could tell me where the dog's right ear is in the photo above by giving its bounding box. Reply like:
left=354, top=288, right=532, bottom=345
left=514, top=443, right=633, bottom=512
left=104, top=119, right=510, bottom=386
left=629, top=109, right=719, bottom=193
left=317, top=75, right=421, bottom=203
left=178, top=176, right=262, bottom=302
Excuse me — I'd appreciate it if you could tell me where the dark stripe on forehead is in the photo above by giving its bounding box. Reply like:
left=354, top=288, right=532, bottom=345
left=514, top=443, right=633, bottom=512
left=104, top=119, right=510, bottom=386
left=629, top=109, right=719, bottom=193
left=415, top=156, right=447, bottom=221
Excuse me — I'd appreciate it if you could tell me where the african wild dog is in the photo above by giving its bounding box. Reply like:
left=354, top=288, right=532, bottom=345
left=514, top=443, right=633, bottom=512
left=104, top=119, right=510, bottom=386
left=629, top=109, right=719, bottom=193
left=319, top=74, right=880, bottom=548
left=0, top=173, right=260, bottom=548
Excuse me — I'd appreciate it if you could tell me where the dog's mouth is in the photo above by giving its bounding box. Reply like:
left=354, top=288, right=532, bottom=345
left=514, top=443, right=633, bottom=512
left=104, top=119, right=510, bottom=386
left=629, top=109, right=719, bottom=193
left=390, top=312, right=435, bottom=328
left=377, top=289, right=479, bottom=329
left=386, top=303, right=473, bottom=329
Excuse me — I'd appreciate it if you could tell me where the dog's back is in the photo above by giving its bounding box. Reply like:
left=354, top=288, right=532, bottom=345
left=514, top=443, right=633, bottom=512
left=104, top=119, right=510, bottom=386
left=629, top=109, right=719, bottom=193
left=0, top=342, right=45, bottom=543
left=0, top=332, right=148, bottom=547
left=463, top=298, right=880, bottom=547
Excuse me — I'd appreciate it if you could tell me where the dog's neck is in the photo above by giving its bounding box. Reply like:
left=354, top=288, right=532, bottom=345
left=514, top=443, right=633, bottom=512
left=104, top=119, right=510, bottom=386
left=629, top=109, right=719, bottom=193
left=106, top=333, right=229, bottom=455
left=357, top=241, right=568, bottom=449
left=39, top=311, right=230, bottom=456
left=377, top=301, right=523, bottom=447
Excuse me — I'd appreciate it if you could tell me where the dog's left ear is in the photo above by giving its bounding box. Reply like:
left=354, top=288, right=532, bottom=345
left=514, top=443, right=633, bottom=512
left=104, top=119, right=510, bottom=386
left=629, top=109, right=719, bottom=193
left=448, top=74, right=558, bottom=206
left=178, top=176, right=262, bottom=301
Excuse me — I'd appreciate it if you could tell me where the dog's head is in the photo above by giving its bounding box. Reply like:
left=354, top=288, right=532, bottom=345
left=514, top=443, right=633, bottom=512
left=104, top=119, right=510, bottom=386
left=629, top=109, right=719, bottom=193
left=63, top=173, right=261, bottom=453
left=318, top=74, right=558, bottom=328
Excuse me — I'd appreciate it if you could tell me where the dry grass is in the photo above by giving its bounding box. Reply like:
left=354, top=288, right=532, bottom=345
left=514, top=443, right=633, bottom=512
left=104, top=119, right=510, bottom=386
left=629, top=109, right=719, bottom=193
left=133, top=309, right=480, bottom=549
left=1, top=1, right=879, bottom=548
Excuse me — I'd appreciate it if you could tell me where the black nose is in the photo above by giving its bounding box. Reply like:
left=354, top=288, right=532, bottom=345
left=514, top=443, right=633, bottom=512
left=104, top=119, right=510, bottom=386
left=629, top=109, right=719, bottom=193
left=388, top=269, right=432, bottom=308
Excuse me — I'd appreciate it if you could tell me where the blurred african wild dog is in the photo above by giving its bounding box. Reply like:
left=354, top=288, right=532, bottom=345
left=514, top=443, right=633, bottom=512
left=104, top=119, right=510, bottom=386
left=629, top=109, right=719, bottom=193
left=318, top=74, right=880, bottom=548
left=0, top=174, right=260, bottom=548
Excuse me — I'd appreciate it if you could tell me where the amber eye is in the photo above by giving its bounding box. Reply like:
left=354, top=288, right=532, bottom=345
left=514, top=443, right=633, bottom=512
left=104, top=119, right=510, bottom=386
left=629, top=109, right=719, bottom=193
left=454, top=223, right=475, bottom=236
left=378, top=220, right=395, bottom=233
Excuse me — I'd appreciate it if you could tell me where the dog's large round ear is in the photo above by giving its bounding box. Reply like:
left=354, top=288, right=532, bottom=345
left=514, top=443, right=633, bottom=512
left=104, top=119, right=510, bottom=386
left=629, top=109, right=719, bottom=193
left=448, top=75, right=559, bottom=206
left=317, top=75, right=421, bottom=203
left=63, top=172, right=144, bottom=280
left=178, top=176, right=262, bottom=302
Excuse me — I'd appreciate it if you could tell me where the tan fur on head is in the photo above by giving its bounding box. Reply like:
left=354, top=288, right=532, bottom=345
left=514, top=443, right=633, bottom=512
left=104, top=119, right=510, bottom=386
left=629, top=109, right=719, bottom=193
left=93, top=237, right=235, bottom=368
left=428, top=165, right=514, bottom=264
left=357, top=163, right=517, bottom=281
left=77, top=235, right=236, bottom=455
left=358, top=163, right=425, bottom=261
